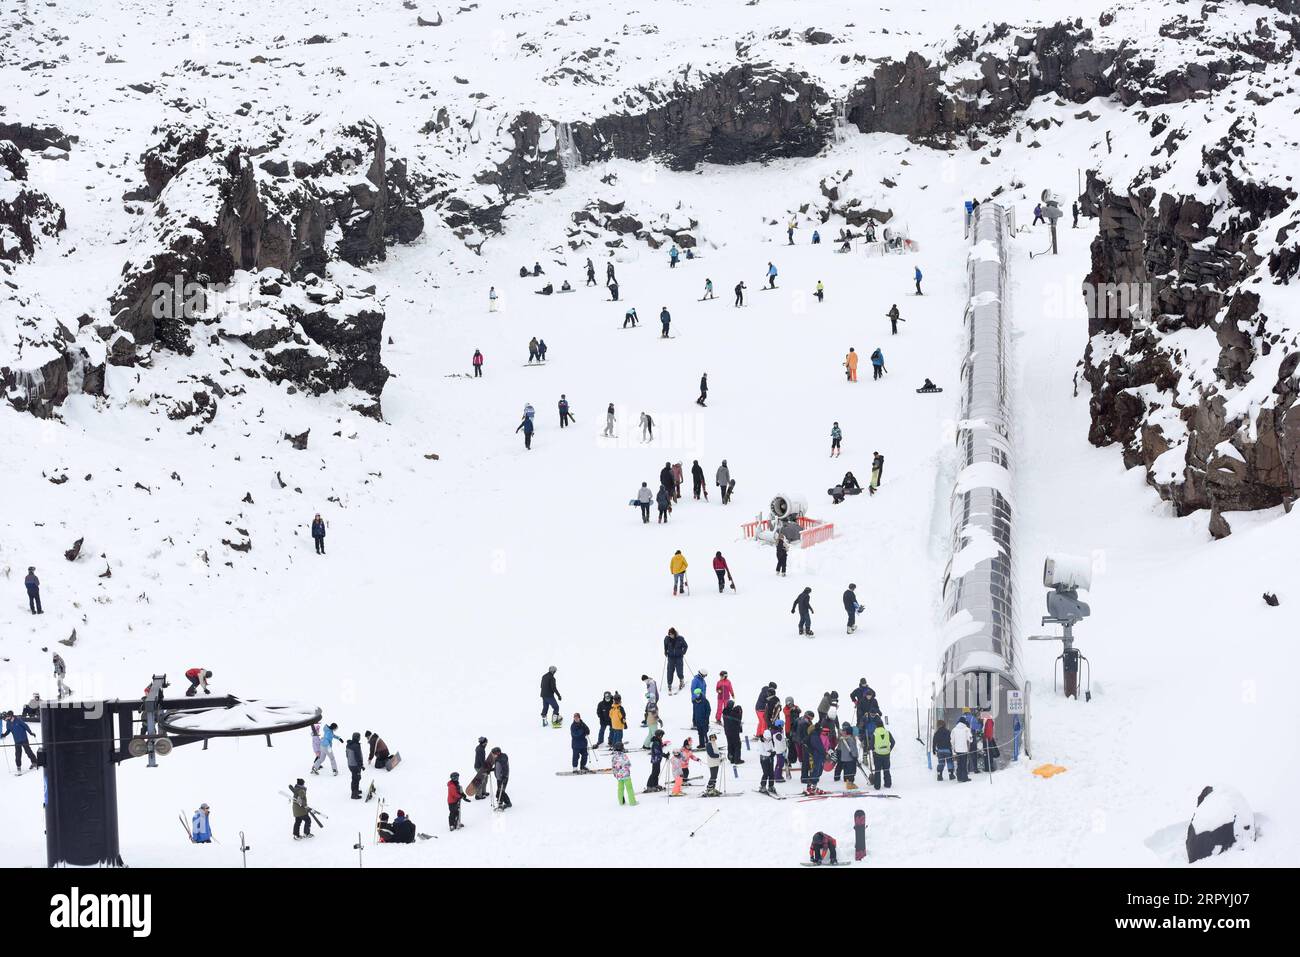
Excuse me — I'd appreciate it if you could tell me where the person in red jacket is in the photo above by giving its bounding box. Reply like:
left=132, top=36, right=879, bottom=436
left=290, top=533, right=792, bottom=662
left=712, top=551, right=732, bottom=593
left=714, top=670, right=734, bottom=723
left=810, top=831, right=839, bottom=865
left=184, top=667, right=212, bottom=697
left=447, top=772, right=466, bottom=831
left=980, top=711, right=999, bottom=773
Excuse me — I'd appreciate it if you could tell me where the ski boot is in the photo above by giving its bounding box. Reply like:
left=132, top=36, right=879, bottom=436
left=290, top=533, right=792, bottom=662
left=845, top=781, right=859, bottom=791
left=309, top=768, right=319, bottom=775
left=703, top=787, right=721, bottom=797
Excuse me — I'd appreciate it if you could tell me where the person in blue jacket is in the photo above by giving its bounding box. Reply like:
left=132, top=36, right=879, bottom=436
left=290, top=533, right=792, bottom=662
left=311, top=721, right=339, bottom=775
left=692, top=688, right=711, bottom=751
left=811, top=229, right=820, bottom=245
left=690, top=670, right=708, bottom=699
left=871, top=348, right=886, bottom=380
left=516, top=414, right=534, bottom=450
left=1, top=712, right=37, bottom=770
left=191, top=804, right=212, bottom=843
left=663, top=628, right=688, bottom=692
left=311, top=514, right=326, bottom=554
left=914, top=265, right=923, bottom=295
left=766, top=262, right=778, bottom=288
left=659, top=307, right=671, bottom=339
left=24, top=567, right=42, bottom=615
left=570, top=713, right=590, bottom=771
left=669, top=245, right=679, bottom=268
left=646, top=729, right=667, bottom=791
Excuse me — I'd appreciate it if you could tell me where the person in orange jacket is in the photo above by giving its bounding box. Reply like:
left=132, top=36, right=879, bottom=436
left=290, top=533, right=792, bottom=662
left=845, top=347, right=859, bottom=382
left=670, top=550, right=688, bottom=595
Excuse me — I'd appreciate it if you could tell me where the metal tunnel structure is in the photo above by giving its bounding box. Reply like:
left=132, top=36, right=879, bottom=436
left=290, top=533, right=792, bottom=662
left=931, top=202, right=1028, bottom=763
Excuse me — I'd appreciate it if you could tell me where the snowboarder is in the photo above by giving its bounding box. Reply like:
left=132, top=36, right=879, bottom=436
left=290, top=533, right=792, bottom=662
left=843, top=583, right=862, bottom=633
left=24, top=567, right=41, bottom=615
left=191, top=804, right=212, bottom=843
left=311, top=721, right=339, bottom=775
left=914, top=264, right=923, bottom=295
left=809, top=831, right=839, bottom=865
left=311, top=513, right=326, bottom=554
left=570, top=713, right=590, bottom=771
left=345, top=732, right=364, bottom=798
left=52, top=652, right=69, bottom=698
left=815, top=280, right=824, bottom=303
left=712, top=551, right=732, bottom=593
left=540, top=666, right=562, bottom=725
left=596, top=692, right=613, bottom=747
left=365, top=730, right=393, bottom=770
left=933, top=719, right=955, bottom=781
left=290, top=779, right=312, bottom=838
left=871, top=347, right=885, bottom=380
left=586, top=259, right=596, bottom=285
left=608, top=695, right=627, bottom=749
left=669, top=245, right=679, bottom=268
left=845, top=348, right=858, bottom=382
left=792, top=587, right=814, bottom=636
left=887, top=304, right=904, bottom=335
left=636, top=482, right=653, bottom=523
left=185, top=667, right=212, bottom=697
left=609, top=280, right=620, bottom=301
left=716, top=460, right=732, bottom=504
left=532, top=261, right=544, bottom=276
left=623, top=307, right=638, bottom=328
left=734, top=281, right=746, bottom=307
left=472, top=349, right=484, bottom=377
left=640, top=411, right=654, bottom=442
left=703, top=733, right=723, bottom=795
left=670, top=550, right=688, bottom=594
left=871, top=724, right=896, bottom=790
left=558, top=394, right=573, bottom=428
left=604, top=403, right=617, bottom=437
left=766, top=262, right=778, bottom=288
left=389, top=810, right=416, bottom=843
left=837, top=724, right=860, bottom=790
left=611, top=743, right=636, bottom=805
left=528, top=336, right=540, bottom=363
left=703, top=278, right=715, bottom=300
left=696, top=373, right=708, bottom=406
left=691, top=460, right=707, bottom=500
left=646, top=730, right=667, bottom=791
left=655, top=484, right=672, bottom=523
left=830, top=422, right=842, bottom=457
left=2, top=713, right=37, bottom=771
left=516, top=414, right=534, bottom=450
left=377, top=811, right=396, bottom=842
left=659, top=306, right=671, bottom=338
left=919, top=377, right=940, bottom=392
left=775, top=534, right=788, bottom=576
left=663, top=627, right=688, bottom=691
left=447, top=772, right=466, bottom=830
left=488, top=286, right=498, bottom=312
left=489, top=748, right=512, bottom=809
left=869, top=451, right=884, bottom=494
left=606, top=262, right=616, bottom=285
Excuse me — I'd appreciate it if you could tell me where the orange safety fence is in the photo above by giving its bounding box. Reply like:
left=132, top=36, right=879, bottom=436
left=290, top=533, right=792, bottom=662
left=740, top=517, right=834, bottom=548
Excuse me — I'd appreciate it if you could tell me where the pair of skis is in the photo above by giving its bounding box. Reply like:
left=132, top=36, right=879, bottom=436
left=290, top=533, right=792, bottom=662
left=279, top=789, right=326, bottom=829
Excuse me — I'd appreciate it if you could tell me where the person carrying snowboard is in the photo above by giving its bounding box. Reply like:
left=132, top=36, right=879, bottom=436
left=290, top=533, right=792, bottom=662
left=670, top=550, right=688, bottom=595
left=570, top=713, right=590, bottom=771
left=734, top=281, right=746, bottom=307
left=871, top=347, right=886, bottom=380
left=766, top=262, right=778, bottom=288
left=291, top=779, right=313, bottom=839
left=663, top=627, right=688, bottom=692
left=815, top=280, right=824, bottom=303
left=830, top=422, right=842, bottom=457
left=516, top=413, right=534, bottom=450
left=712, top=551, right=732, bottom=593
left=472, top=348, right=484, bottom=377
left=869, top=451, right=884, bottom=494
left=447, top=772, right=467, bottom=830
left=659, top=306, right=671, bottom=338
left=845, top=347, right=858, bottom=382
left=311, top=513, right=326, bottom=554
left=540, top=666, right=562, bottom=725
left=611, top=743, right=637, bottom=805
left=636, top=482, right=653, bottom=523
left=696, top=373, right=708, bottom=407
left=792, top=586, right=814, bottom=636
left=558, top=394, right=572, bottom=428
left=887, top=304, right=904, bottom=335
left=703, top=278, right=715, bottom=300
left=691, top=459, right=707, bottom=500
left=604, top=402, right=617, bottom=437
left=843, top=583, right=862, bottom=634
left=716, top=459, right=731, bottom=504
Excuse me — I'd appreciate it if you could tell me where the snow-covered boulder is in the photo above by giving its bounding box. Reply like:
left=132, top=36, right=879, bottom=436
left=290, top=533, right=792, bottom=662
left=1186, top=784, right=1255, bottom=863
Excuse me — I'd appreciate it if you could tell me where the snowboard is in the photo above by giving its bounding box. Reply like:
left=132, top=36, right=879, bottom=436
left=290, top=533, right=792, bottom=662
left=364, top=781, right=377, bottom=803
left=522, top=361, right=548, bottom=367
left=556, top=288, right=576, bottom=294
left=854, top=809, right=867, bottom=861
left=800, top=861, right=852, bottom=867
left=550, top=717, right=564, bottom=729
left=916, top=386, right=943, bottom=393
left=385, top=752, right=402, bottom=771
left=464, top=768, right=491, bottom=799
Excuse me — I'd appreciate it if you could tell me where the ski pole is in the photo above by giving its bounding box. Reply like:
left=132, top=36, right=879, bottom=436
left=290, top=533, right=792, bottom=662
left=690, top=809, right=720, bottom=838
left=353, top=831, right=364, bottom=868
left=239, top=831, right=250, bottom=868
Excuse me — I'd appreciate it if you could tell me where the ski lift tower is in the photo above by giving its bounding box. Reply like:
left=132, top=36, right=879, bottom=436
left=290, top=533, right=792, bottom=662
left=38, top=676, right=320, bottom=867
left=1028, top=554, right=1093, bottom=700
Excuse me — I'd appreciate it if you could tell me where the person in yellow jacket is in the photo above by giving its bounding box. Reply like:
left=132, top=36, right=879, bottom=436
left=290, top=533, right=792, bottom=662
left=609, top=693, right=628, bottom=748
left=845, top=347, right=859, bottom=382
left=670, top=550, right=689, bottom=596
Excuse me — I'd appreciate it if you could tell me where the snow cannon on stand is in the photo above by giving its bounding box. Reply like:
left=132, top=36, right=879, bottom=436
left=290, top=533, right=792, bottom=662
left=1027, top=553, right=1093, bottom=700
left=740, top=493, right=834, bottom=549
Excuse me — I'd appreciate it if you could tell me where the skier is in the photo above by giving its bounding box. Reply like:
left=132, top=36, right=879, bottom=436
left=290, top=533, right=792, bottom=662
left=871, top=723, right=896, bottom=790
left=489, top=748, right=512, bottom=809
left=472, top=349, right=484, bottom=377
left=671, top=462, right=684, bottom=501
left=663, top=627, right=688, bottom=692
left=690, top=669, right=708, bottom=699
left=951, top=714, right=972, bottom=782
left=365, top=730, right=393, bottom=770
left=447, top=772, right=467, bottom=830
left=869, top=451, right=884, bottom=495
left=596, top=692, right=613, bottom=747
left=712, top=551, right=731, bottom=593
left=516, top=413, right=534, bottom=450
left=722, top=698, right=743, bottom=763
left=932, top=719, right=955, bottom=781
left=809, top=831, right=839, bottom=865
left=558, top=394, right=572, bottom=428
left=703, top=278, right=715, bottom=300
left=184, top=667, right=212, bottom=697
left=570, top=713, right=590, bottom=771
left=757, top=725, right=777, bottom=793
left=703, top=734, right=723, bottom=795
left=775, top=534, right=788, bottom=576
left=843, top=583, right=862, bottom=634
left=643, top=701, right=661, bottom=747
left=346, top=732, right=364, bottom=798
left=887, top=304, right=904, bottom=335
left=191, top=804, right=212, bottom=843
left=24, top=567, right=41, bottom=615
left=714, top=669, right=734, bottom=722
left=2, top=712, right=37, bottom=771
left=604, top=402, right=617, bottom=437
left=914, top=264, right=923, bottom=295
left=655, top=484, right=672, bottom=524
left=52, top=652, right=69, bottom=698
left=690, top=460, right=707, bottom=500
left=290, top=778, right=312, bottom=839
left=670, top=550, right=688, bottom=595
left=611, top=743, right=637, bottom=805
left=672, top=739, right=699, bottom=790
left=716, top=459, right=731, bottom=504
left=540, top=666, right=562, bottom=726
left=608, top=695, right=627, bottom=749
left=830, top=422, right=842, bottom=457
left=646, top=729, right=667, bottom=791
left=528, top=336, right=540, bottom=363
left=766, top=261, right=778, bottom=288
left=640, top=411, right=654, bottom=442
left=669, top=245, right=679, bottom=268
left=871, top=347, right=885, bottom=380
left=489, top=286, right=498, bottom=312
left=636, top=482, right=653, bottom=523
left=659, top=306, right=671, bottom=338
left=791, top=586, right=814, bottom=636
left=641, top=673, right=660, bottom=725
left=473, top=736, right=490, bottom=800
left=815, top=280, right=824, bottom=303
left=838, top=724, right=861, bottom=790
left=696, top=373, right=708, bottom=407
left=734, top=281, right=746, bottom=307
left=845, top=347, right=858, bottom=382
left=850, top=679, right=875, bottom=736
left=537, top=339, right=548, bottom=361
left=754, top=684, right=775, bottom=737
left=623, top=307, right=638, bottom=328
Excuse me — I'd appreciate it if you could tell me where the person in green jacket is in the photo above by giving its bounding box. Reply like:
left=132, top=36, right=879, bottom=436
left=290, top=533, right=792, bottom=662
left=870, top=725, right=895, bottom=790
